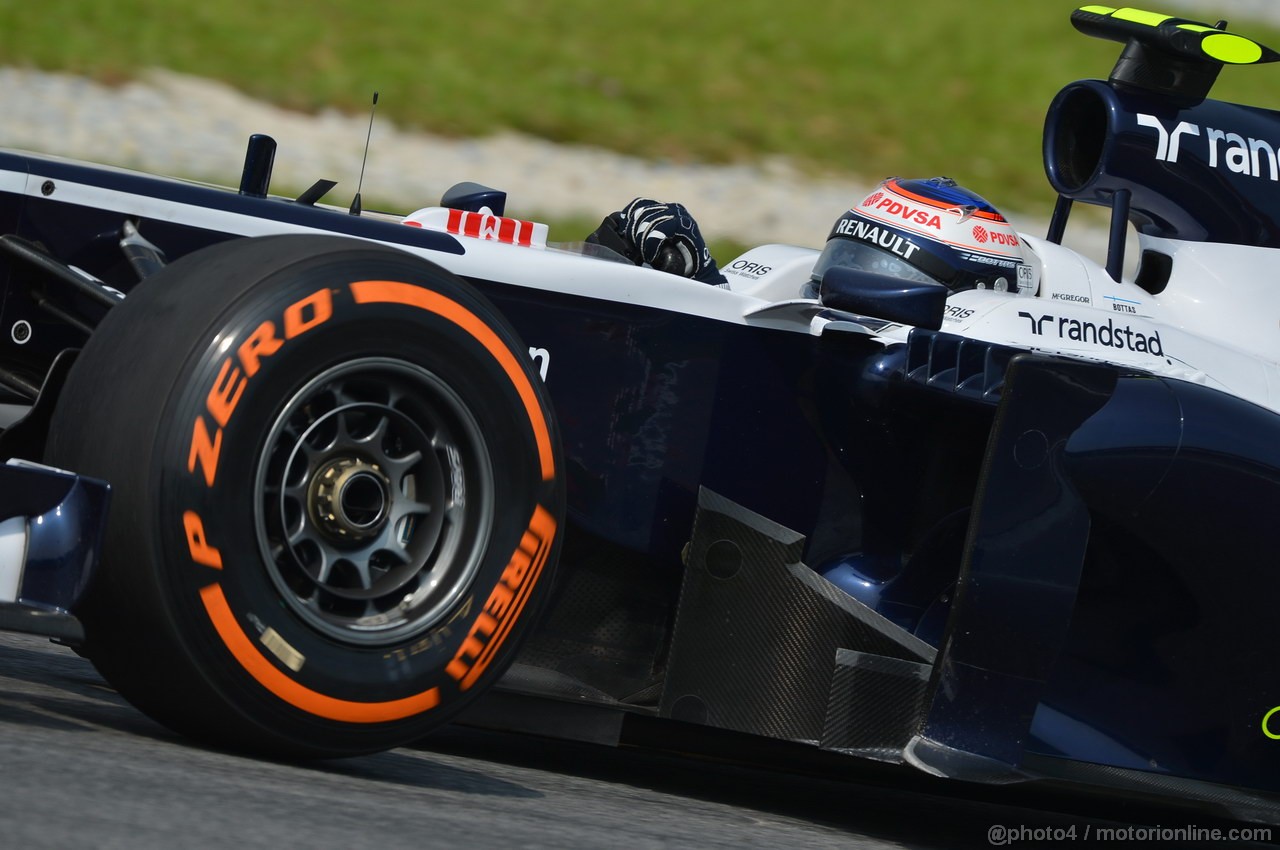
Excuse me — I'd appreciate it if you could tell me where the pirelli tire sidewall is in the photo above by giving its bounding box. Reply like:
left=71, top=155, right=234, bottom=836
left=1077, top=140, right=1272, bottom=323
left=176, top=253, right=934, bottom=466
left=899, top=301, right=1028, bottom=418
left=149, top=239, right=558, bottom=752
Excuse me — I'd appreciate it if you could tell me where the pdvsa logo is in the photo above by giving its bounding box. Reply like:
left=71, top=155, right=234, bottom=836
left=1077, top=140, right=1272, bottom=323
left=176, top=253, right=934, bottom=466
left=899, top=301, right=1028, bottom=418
left=972, top=225, right=1019, bottom=247
left=862, top=192, right=884, bottom=208
left=866, top=196, right=944, bottom=229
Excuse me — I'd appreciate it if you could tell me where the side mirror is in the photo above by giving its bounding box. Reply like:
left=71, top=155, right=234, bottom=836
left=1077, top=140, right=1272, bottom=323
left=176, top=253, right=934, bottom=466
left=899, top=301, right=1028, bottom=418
left=441, top=182, right=507, bottom=216
left=819, top=265, right=948, bottom=331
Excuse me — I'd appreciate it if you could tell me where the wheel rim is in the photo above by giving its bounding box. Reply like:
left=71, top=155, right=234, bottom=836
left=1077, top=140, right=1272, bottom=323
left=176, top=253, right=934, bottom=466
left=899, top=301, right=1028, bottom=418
left=255, top=357, right=494, bottom=645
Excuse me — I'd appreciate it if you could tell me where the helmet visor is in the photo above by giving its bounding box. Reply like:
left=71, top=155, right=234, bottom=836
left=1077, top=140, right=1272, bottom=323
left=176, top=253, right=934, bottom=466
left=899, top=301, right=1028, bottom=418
left=811, top=238, right=938, bottom=286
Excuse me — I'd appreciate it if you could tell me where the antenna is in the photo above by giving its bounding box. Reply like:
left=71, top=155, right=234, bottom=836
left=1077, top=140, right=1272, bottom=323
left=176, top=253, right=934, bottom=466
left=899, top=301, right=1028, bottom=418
left=349, top=91, right=379, bottom=215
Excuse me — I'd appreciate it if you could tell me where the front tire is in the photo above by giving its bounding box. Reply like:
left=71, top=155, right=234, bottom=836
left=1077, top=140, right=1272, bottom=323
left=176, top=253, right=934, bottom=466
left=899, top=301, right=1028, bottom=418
left=47, top=234, right=563, bottom=757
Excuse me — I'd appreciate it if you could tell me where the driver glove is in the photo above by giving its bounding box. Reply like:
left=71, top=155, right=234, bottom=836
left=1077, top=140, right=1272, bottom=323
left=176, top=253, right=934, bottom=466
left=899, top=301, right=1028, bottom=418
left=588, top=198, right=727, bottom=285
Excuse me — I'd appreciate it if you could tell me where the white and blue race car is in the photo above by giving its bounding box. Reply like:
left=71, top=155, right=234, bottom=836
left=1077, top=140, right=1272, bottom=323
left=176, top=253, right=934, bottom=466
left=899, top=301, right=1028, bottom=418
left=0, top=5, right=1276, bottom=824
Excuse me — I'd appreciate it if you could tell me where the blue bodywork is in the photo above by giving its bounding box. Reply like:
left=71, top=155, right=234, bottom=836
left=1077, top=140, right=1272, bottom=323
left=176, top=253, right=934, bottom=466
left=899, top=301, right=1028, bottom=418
left=0, top=4, right=1276, bottom=818
left=0, top=137, right=1277, bottom=808
left=0, top=461, right=108, bottom=641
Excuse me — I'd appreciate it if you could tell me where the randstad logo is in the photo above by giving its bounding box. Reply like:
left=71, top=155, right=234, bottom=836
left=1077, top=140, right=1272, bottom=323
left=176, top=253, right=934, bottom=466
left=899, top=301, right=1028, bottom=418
left=1138, top=113, right=1280, bottom=180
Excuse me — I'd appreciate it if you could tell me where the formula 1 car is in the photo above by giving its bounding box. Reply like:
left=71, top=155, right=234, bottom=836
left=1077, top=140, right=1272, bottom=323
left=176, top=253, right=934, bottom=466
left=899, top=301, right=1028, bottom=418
left=0, top=4, right=1278, bottom=823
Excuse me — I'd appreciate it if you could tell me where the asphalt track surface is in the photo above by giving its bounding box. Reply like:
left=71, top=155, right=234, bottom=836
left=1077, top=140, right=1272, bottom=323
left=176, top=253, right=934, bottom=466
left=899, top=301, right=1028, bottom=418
left=0, top=632, right=1275, bottom=850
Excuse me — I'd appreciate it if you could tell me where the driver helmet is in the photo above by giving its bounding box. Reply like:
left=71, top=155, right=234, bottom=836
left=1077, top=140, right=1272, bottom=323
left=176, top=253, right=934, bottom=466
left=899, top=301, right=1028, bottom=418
left=812, top=177, right=1040, bottom=295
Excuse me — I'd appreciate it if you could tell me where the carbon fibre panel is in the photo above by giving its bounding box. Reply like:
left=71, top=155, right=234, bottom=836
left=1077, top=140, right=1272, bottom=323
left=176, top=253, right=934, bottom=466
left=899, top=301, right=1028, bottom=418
left=820, top=649, right=932, bottom=763
left=659, top=488, right=934, bottom=745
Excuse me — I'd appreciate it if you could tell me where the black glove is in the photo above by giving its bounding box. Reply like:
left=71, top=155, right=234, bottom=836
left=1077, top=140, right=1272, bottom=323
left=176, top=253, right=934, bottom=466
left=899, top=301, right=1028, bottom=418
left=587, top=198, right=726, bottom=285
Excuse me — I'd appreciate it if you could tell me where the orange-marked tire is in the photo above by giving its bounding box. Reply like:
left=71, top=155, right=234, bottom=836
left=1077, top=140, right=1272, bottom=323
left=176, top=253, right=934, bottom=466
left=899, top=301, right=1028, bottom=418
left=46, top=234, right=564, bottom=757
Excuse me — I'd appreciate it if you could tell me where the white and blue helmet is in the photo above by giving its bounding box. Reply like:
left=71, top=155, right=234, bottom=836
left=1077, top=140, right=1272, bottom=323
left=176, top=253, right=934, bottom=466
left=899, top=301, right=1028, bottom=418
left=813, top=177, right=1039, bottom=295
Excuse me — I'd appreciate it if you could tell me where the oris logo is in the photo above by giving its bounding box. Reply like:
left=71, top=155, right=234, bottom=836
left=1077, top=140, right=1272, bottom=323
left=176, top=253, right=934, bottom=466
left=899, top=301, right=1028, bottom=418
left=972, top=225, right=989, bottom=243
left=730, top=260, right=772, bottom=277
left=862, top=192, right=884, bottom=208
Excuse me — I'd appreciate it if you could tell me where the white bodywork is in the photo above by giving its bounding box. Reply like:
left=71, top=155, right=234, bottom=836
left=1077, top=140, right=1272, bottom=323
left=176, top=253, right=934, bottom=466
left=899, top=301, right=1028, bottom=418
left=0, top=515, right=27, bottom=604
left=4, top=158, right=1278, bottom=414
left=721, top=230, right=1280, bottom=414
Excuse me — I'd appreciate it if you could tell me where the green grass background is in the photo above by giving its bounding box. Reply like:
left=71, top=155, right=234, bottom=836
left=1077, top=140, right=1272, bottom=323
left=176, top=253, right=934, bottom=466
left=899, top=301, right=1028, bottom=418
left=2, top=0, right=1279, bottom=221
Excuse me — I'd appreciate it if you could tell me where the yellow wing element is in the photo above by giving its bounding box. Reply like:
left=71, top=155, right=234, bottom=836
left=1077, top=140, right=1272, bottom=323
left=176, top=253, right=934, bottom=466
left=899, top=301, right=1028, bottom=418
left=1072, top=6, right=1280, bottom=66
